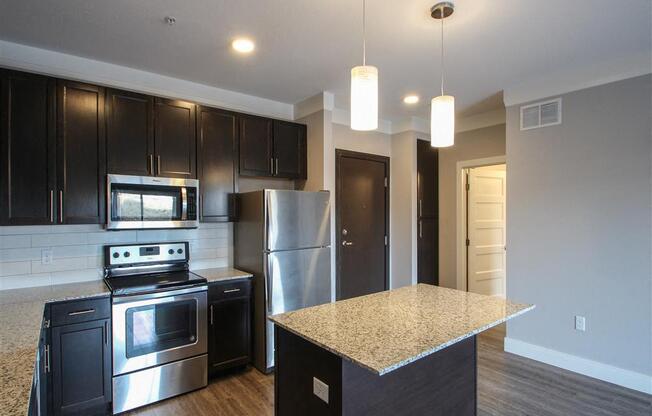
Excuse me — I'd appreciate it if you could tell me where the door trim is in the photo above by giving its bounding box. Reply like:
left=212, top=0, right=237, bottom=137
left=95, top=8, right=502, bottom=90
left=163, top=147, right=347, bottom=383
left=455, top=156, right=506, bottom=291
left=335, top=149, right=390, bottom=300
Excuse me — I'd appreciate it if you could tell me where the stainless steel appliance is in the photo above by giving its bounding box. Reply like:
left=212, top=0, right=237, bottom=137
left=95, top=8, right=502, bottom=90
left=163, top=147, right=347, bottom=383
left=104, top=242, right=207, bottom=414
left=235, top=190, right=331, bottom=373
left=106, top=174, right=199, bottom=230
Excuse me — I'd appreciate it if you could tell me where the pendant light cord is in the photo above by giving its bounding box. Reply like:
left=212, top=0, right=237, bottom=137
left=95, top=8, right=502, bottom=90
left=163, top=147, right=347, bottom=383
left=363, top=0, right=366, bottom=66
left=440, top=4, right=444, bottom=96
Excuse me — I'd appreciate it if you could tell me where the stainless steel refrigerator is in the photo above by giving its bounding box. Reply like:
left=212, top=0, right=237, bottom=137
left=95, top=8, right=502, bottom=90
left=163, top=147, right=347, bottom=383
left=235, top=189, right=331, bottom=373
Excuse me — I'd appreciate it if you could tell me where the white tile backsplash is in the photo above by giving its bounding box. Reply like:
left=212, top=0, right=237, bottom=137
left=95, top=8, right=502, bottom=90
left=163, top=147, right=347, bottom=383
left=0, top=223, right=233, bottom=290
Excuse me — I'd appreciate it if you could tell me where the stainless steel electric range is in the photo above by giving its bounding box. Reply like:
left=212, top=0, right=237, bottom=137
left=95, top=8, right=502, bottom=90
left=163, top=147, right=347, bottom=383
left=103, top=242, right=207, bottom=414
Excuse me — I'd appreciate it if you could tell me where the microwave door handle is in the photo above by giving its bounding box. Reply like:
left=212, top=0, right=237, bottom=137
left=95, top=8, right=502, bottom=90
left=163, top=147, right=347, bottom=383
left=181, top=187, right=188, bottom=220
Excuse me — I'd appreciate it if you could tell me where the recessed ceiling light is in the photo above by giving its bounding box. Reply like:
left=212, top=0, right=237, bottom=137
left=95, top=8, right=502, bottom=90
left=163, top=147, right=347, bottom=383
left=232, top=38, right=255, bottom=54
left=403, top=95, right=420, bottom=104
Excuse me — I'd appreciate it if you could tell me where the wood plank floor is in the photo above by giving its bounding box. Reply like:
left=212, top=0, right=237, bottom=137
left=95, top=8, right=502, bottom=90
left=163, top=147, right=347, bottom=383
left=130, top=325, right=651, bottom=416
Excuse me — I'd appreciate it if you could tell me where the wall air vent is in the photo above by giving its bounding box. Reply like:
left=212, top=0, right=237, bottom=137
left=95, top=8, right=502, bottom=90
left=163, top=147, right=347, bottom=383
left=520, top=98, right=562, bottom=130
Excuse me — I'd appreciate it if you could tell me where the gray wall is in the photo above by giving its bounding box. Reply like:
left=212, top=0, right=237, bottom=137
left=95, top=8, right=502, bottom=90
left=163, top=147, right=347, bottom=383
left=506, top=75, right=652, bottom=375
left=438, top=124, right=506, bottom=288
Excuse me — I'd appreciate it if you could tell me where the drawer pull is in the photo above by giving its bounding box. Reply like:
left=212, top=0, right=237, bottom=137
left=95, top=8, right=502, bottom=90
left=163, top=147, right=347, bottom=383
left=68, top=308, right=95, bottom=316
left=223, top=288, right=241, bottom=294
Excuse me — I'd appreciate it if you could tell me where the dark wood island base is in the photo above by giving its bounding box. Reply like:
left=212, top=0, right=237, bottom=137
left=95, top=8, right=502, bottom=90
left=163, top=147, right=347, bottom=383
left=274, top=326, right=477, bottom=416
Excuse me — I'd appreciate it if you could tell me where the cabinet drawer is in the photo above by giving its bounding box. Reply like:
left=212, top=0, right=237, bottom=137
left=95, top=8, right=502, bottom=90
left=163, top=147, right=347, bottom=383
left=51, top=297, right=111, bottom=326
left=209, top=279, right=251, bottom=301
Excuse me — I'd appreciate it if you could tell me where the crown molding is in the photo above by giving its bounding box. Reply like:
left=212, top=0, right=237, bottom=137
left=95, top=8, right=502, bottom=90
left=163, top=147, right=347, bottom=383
left=294, top=92, right=334, bottom=119
left=0, top=39, right=294, bottom=120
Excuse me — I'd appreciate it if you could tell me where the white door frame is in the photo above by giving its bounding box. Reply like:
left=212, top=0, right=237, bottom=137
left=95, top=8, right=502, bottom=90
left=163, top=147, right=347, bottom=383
left=455, top=155, right=506, bottom=291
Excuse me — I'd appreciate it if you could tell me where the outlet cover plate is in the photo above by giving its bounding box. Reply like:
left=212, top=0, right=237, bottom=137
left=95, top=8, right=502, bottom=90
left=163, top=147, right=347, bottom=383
left=575, top=315, right=586, bottom=332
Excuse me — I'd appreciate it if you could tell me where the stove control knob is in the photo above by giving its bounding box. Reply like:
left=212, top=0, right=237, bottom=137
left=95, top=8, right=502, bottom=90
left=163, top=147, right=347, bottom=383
left=124, top=251, right=131, bottom=258
left=112, top=252, right=119, bottom=259
left=168, top=249, right=174, bottom=255
left=177, top=248, right=183, bottom=254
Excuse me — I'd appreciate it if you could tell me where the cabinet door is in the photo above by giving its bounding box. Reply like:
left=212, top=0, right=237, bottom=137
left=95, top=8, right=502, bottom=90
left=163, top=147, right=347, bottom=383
left=417, top=217, right=438, bottom=286
left=197, top=106, right=237, bottom=222
left=417, top=139, right=438, bottom=218
left=51, top=319, right=111, bottom=416
left=154, top=98, right=196, bottom=178
left=239, top=115, right=272, bottom=177
left=208, top=296, right=251, bottom=372
left=56, top=80, right=106, bottom=224
left=0, top=70, right=56, bottom=225
left=106, top=88, right=154, bottom=176
left=273, top=120, right=306, bottom=179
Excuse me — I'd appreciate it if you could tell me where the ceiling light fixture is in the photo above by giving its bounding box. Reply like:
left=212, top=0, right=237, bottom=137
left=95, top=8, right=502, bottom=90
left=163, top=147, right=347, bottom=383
left=430, top=2, right=455, bottom=147
left=403, top=95, right=420, bottom=104
left=350, top=0, right=378, bottom=131
left=232, top=38, right=255, bottom=54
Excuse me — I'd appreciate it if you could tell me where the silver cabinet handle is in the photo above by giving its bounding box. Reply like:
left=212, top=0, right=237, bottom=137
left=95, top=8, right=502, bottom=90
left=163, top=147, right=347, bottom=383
left=210, top=304, right=214, bottom=326
left=149, top=154, right=154, bottom=175
left=68, top=308, right=95, bottom=316
left=104, top=321, right=108, bottom=345
left=270, top=157, right=274, bottom=175
left=223, top=288, right=241, bottom=294
left=419, top=220, right=423, bottom=238
left=58, top=190, right=63, bottom=223
left=275, top=158, right=279, bottom=175
left=157, top=155, right=161, bottom=175
left=44, top=344, right=50, bottom=373
left=342, top=240, right=353, bottom=246
left=49, top=190, right=54, bottom=223
left=419, top=199, right=422, bottom=217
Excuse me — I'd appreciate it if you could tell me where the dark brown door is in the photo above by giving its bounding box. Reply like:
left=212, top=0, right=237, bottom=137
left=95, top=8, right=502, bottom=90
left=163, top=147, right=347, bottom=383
left=56, top=80, right=106, bottom=224
left=154, top=98, right=196, bottom=178
left=106, top=88, right=154, bottom=176
left=273, top=120, right=306, bottom=179
left=417, top=139, right=438, bottom=285
left=197, top=106, right=237, bottom=222
left=0, top=70, right=56, bottom=225
left=239, top=114, right=273, bottom=177
left=336, top=150, right=389, bottom=300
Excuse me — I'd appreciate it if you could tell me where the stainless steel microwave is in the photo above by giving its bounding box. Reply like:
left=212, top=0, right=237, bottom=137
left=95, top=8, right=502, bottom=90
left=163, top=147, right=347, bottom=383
left=107, top=174, right=199, bottom=230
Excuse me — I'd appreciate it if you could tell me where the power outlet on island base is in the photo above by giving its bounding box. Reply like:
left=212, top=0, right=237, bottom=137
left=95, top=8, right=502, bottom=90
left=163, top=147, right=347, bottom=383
left=575, top=315, right=586, bottom=332
left=313, top=377, right=329, bottom=404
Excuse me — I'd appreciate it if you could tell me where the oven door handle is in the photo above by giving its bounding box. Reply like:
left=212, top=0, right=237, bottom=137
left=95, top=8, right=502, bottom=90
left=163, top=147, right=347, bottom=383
left=112, top=285, right=208, bottom=304
left=181, top=187, right=188, bottom=221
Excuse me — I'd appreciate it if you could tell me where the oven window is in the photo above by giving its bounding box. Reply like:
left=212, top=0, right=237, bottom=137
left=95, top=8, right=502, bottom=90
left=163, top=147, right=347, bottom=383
left=111, top=184, right=182, bottom=221
left=125, top=299, right=197, bottom=358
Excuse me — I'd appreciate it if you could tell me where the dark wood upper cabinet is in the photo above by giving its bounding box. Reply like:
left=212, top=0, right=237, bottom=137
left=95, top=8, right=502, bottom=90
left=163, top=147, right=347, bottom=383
left=154, top=98, right=196, bottom=178
left=56, top=80, right=106, bottom=225
left=106, top=88, right=154, bottom=176
left=416, top=139, right=438, bottom=285
left=273, top=120, right=307, bottom=179
left=0, top=70, right=56, bottom=225
left=51, top=318, right=111, bottom=416
left=197, top=106, right=237, bottom=222
left=239, top=114, right=273, bottom=177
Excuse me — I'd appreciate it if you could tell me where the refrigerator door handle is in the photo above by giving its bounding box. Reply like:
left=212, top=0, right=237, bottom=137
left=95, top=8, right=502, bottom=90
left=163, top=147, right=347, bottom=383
left=264, top=256, right=272, bottom=314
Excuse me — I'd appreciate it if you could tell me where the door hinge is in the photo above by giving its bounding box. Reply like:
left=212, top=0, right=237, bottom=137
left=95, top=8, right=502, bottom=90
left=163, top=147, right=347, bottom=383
left=466, top=238, right=470, bottom=246
left=384, top=177, right=388, bottom=187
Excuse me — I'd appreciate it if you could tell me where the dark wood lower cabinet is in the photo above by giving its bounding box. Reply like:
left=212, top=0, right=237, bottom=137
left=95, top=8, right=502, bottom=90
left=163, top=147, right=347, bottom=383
left=208, top=279, right=252, bottom=375
left=51, top=318, right=111, bottom=416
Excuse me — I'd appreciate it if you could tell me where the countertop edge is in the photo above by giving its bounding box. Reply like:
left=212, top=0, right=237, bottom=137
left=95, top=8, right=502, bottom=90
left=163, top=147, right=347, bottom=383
left=270, top=304, right=536, bottom=376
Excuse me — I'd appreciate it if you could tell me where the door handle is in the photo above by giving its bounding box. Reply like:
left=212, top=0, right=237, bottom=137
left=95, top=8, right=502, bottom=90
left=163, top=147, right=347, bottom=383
left=342, top=240, right=353, bottom=246
left=58, top=190, right=63, bottom=223
left=44, top=344, right=50, bottom=373
left=49, top=190, right=54, bottom=223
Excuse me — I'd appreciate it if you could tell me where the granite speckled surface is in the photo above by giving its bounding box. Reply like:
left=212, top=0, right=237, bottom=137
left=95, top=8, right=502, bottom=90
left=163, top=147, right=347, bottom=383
left=0, top=280, right=110, bottom=416
left=192, top=267, right=253, bottom=283
left=270, top=284, right=534, bottom=375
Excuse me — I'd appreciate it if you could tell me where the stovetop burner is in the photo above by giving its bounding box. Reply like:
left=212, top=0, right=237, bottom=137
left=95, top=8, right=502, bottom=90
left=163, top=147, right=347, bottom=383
left=104, top=270, right=206, bottom=296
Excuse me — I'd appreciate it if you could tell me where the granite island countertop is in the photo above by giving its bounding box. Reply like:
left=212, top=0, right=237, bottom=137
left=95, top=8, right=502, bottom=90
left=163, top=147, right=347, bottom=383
left=270, top=284, right=534, bottom=375
left=0, top=267, right=251, bottom=416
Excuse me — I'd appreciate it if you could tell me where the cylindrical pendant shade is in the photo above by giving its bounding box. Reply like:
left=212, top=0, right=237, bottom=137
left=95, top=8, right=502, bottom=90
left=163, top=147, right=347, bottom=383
left=350, top=65, right=378, bottom=131
left=430, top=95, right=455, bottom=147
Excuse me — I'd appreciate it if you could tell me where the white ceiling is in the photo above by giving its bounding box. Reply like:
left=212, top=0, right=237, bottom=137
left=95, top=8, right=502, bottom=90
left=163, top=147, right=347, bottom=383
left=0, top=0, right=650, bottom=121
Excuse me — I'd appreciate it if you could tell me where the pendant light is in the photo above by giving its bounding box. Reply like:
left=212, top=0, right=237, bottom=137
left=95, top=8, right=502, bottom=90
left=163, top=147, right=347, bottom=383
left=430, top=2, right=455, bottom=147
left=350, top=0, right=378, bottom=131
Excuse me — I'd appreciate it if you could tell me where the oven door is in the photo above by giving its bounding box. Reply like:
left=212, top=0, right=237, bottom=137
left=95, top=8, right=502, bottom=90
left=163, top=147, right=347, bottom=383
left=107, top=174, right=198, bottom=230
left=112, top=286, right=207, bottom=376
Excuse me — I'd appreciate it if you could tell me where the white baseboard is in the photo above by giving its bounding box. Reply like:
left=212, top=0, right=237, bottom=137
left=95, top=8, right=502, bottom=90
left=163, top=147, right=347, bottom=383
left=504, top=337, right=652, bottom=395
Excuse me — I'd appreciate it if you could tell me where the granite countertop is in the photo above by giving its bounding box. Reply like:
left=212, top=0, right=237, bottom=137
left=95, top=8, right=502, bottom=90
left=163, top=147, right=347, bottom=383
left=270, top=284, right=534, bottom=376
left=0, top=280, right=110, bottom=416
left=191, top=267, right=253, bottom=283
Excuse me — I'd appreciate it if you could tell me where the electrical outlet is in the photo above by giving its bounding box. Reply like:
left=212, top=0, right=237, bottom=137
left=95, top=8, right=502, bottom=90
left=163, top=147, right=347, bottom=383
left=313, top=377, right=329, bottom=404
left=575, top=315, right=586, bottom=332
left=41, top=249, right=53, bottom=265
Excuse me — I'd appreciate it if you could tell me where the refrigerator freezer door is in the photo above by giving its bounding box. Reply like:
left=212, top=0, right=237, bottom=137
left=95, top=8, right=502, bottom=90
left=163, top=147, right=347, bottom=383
left=265, top=190, right=330, bottom=251
left=265, top=246, right=331, bottom=368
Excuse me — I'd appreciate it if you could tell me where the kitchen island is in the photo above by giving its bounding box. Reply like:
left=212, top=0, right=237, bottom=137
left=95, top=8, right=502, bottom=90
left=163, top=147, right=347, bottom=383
left=269, top=284, right=534, bottom=416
